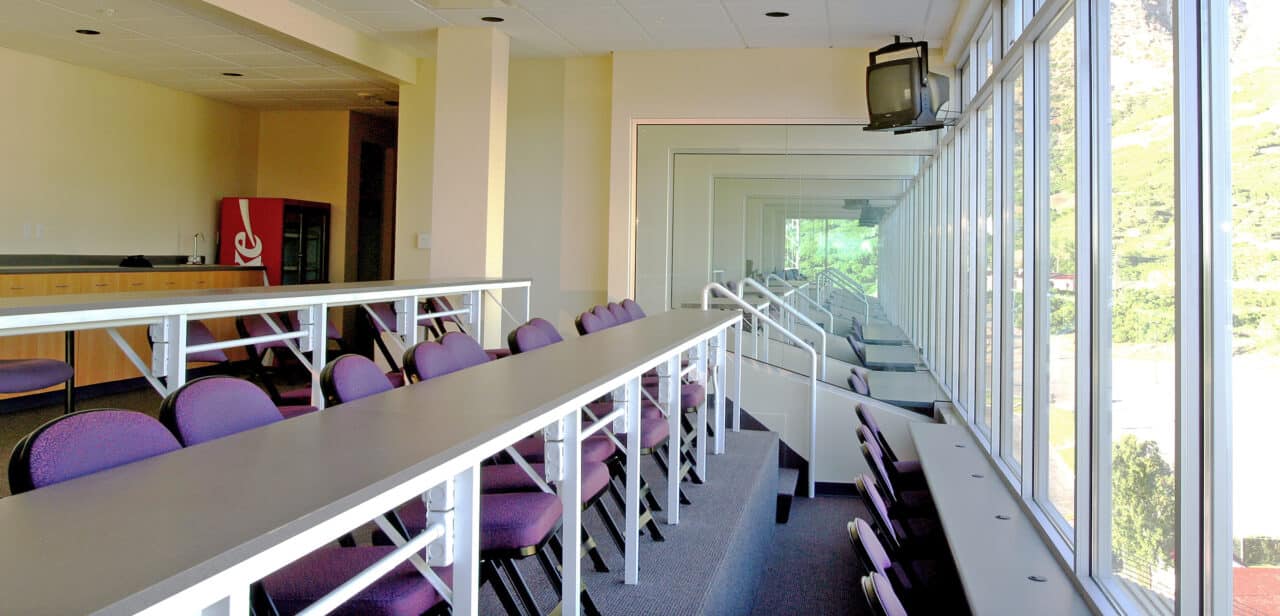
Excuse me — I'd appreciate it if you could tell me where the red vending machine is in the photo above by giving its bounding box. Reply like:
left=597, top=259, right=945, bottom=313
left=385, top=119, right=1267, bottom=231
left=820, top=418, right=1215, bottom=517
left=218, top=197, right=331, bottom=286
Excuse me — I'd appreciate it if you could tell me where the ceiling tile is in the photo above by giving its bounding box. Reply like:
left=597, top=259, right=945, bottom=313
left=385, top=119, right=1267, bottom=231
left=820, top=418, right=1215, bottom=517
left=531, top=5, right=651, bottom=53
left=111, top=14, right=235, bottom=38
left=344, top=9, right=448, bottom=32
left=177, top=35, right=286, bottom=55
left=215, top=51, right=318, bottom=68
left=430, top=8, right=580, bottom=54
left=37, top=0, right=186, bottom=21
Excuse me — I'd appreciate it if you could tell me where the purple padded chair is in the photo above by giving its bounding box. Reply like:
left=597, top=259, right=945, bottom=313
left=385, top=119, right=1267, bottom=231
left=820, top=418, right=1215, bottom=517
left=7, top=409, right=180, bottom=493
left=619, top=298, right=646, bottom=320
left=6, top=409, right=451, bottom=616
left=855, top=474, right=943, bottom=557
left=863, top=571, right=910, bottom=616
left=849, top=366, right=872, bottom=396
left=856, top=427, right=930, bottom=510
left=404, top=332, right=625, bottom=566
left=849, top=517, right=959, bottom=614
left=424, top=296, right=511, bottom=360
left=857, top=404, right=913, bottom=466
left=325, top=347, right=604, bottom=614
left=508, top=317, right=670, bottom=540
left=605, top=302, right=630, bottom=324
left=848, top=335, right=868, bottom=365
left=236, top=313, right=314, bottom=406
left=0, top=358, right=74, bottom=414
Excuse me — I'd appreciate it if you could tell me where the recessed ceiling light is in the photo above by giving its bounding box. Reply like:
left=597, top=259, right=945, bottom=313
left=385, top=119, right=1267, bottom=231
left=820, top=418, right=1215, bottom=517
left=221, top=72, right=244, bottom=77
left=74, top=29, right=101, bottom=35
left=385, top=100, right=399, bottom=107
left=481, top=16, right=504, bottom=23
left=764, top=11, right=790, bottom=17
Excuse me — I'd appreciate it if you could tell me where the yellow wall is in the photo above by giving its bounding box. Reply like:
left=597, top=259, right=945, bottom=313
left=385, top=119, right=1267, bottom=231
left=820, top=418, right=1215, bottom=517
left=0, top=46, right=259, bottom=260
left=256, top=110, right=351, bottom=282
left=503, top=56, right=611, bottom=332
left=606, top=47, right=877, bottom=299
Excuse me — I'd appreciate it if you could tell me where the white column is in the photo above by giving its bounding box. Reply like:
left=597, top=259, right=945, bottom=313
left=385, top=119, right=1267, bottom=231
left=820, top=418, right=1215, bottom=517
left=429, top=27, right=509, bottom=348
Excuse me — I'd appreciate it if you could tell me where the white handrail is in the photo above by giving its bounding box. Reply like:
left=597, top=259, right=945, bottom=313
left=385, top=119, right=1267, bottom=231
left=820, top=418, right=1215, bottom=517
left=765, top=273, right=835, bottom=332
left=702, top=283, right=817, bottom=498
left=818, top=269, right=871, bottom=324
left=737, top=278, right=827, bottom=381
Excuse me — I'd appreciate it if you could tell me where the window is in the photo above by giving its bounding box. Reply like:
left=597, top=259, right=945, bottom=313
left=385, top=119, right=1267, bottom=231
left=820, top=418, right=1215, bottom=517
left=1040, top=13, right=1077, bottom=532
left=978, top=20, right=996, bottom=83
left=1002, top=66, right=1027, bottom=469
left=959, top=123, right=975, bottom=417
left=1230, top=0, right=1280, bottom=611
left=978, top=100, right=996, bottom=436
left=1004, top=0, right=1025, bottom=49
left=1100, top=0, right=1177, bottom=603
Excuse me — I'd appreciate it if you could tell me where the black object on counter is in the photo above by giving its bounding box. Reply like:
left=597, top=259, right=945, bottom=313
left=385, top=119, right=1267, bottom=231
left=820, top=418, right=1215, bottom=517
left=119, top=255, right=153, bottom=268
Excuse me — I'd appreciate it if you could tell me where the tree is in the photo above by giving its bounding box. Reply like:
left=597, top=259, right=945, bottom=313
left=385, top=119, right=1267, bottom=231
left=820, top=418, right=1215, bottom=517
left=1112, top=435, right=1176, bottom=572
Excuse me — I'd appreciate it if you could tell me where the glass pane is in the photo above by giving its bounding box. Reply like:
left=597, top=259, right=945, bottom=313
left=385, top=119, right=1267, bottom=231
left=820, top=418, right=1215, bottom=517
left=1007, top=68, right=1026, bottom=467
left=1104, top=0, right=1176, bottom=603
left=979, top=101, right=996, bottom=435
left=1045, top=14, right=1077, bottom=530
left=959, top=125, right=974, bottom=415
left=1230, top=0, right=1280, bottom=611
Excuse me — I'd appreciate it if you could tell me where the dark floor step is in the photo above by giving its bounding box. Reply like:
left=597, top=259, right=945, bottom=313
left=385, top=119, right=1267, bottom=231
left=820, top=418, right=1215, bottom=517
left=776, top=467, right=800, bottom=524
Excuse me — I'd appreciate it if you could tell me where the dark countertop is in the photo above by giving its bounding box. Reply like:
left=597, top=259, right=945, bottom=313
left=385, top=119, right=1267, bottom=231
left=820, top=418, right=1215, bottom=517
left=0, top=265, right=265, bottom=274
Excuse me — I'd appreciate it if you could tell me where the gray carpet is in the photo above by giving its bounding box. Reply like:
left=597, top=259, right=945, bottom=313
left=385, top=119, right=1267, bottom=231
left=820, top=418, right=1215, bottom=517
left=750, top=495, right=874, bottom=615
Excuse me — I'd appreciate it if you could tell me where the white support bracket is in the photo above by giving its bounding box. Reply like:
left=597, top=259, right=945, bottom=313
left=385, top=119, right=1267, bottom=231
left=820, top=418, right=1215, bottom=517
left=543, top=415, right=569, bottom=484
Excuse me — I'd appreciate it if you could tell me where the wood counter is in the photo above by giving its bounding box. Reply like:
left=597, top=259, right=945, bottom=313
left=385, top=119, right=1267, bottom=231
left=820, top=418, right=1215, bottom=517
left=0, top=268, right=264, bottom=400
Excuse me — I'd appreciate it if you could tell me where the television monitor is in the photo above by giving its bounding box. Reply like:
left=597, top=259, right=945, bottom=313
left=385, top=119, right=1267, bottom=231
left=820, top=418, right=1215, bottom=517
left=866, top=57, right=925, bottom=130
left=864, top=38, right=948, bottom=133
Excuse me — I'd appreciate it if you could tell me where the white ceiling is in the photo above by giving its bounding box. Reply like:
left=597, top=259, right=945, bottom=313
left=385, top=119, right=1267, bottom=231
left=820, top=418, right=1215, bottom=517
left=0, top=0, right=958, bottom=110
left=294, top=0, right=959, bottom=57
left=0, top=0, right=400, bottom=112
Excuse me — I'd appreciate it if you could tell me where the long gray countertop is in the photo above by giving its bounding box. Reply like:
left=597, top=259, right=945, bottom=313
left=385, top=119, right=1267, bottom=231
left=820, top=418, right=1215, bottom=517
left=0, top=309, right=738, bottom=614
left=910, top=423, right=1092, bottom=615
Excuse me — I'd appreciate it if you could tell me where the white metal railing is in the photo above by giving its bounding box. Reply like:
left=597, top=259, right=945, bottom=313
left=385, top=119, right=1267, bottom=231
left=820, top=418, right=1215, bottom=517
left=702, top=283, right=817, bottom=497
left=817, top=268, right=871, bottom=324
left=0, top=279, right=532, bottom=409
left=737, top=278, right=827, bottom=381
left=764, top=273, right=835, bottom=333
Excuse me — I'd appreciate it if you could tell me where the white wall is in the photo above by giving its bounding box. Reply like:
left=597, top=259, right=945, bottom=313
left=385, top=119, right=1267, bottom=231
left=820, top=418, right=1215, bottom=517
left=0, top=46, right=258, bottom=260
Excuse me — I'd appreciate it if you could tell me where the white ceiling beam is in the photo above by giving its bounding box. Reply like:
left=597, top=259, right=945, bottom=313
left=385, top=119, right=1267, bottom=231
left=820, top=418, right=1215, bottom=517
left=176, top=0, right=420, bottom=83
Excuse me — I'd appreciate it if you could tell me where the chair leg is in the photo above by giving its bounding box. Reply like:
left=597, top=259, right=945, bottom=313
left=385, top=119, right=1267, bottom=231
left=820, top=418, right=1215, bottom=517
left=652, top=447, right=692, bottom=505
left=501, top=559, right=540, bottom=616
left=249, top=581, right=279, bottom=616
left=481, top=560, right=524, bottom=616
left=583, top=526, right=610, bottom=573
left=539, top=540, right=606, bottom=616
left=594, top=499, right=626, bottom=554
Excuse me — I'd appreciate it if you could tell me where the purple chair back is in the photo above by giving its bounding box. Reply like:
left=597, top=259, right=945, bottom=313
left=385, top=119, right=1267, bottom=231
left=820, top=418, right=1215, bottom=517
left=591, top=305, right=617, bottom=327
left=860, top=439, right=897, bottom=501
left=848, top=335, right=867, bottom=364
left=606, top=302, right=630, bottom=324
left=857, top=405, right=899, bottom=462
left=851, top=518, right=892, bottom=576
left=160, top=376, right=284, bottom=446
left=530, top=318, right=563, bottom=344
left=238, top=314, right=293, bottom=354
left=426, top=296, right=466, bottom=335
left=866, top=571, right=909, bottom=616
left=856, top=474, right=901, bottom=548
left=510, top=319, right=560, bottom=353
left=406, top=333, right=491, bottom=382
left=321, top=354, right=394, bottom=403
left=620, top=299, right=646, bottom=320
left=8, top=409, right=181, bottom=493
left=366, top=303, right=398, bottom=333
left=575, top=310, right=609, bottom=336
left=848, top=372, right=870, bottom=395
left=149, top=320, right=227, bottom=364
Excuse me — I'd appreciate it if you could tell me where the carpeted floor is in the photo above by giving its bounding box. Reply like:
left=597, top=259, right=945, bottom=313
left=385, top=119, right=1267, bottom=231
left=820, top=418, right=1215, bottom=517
left=751, top=494, right=874, bottom=615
